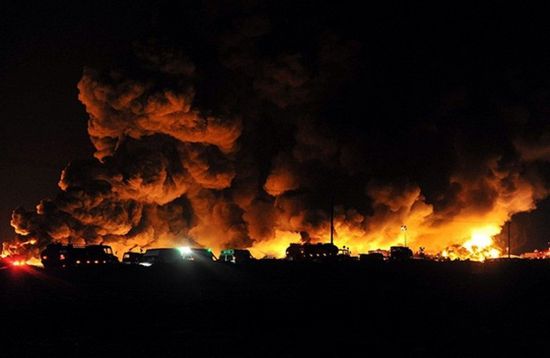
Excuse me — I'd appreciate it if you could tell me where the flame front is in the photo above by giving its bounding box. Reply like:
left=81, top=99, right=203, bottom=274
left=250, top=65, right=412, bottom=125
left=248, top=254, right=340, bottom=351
left=440, top=226, right=502, bottom=261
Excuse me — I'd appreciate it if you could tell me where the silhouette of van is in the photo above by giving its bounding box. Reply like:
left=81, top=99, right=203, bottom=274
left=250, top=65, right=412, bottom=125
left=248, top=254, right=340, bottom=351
left=182, top=248, right=216, bottom=262
left=41, top=243, right=118, bottom=268
left=139, top=248, right=183, bottom=267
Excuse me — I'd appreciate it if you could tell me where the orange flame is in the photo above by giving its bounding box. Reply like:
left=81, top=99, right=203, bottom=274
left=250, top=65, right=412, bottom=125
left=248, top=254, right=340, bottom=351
left=440, top=225, right=502, bottom=261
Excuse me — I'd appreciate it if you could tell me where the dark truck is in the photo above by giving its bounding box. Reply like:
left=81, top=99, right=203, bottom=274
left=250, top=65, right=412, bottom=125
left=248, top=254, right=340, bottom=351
left=390, top=246, right=413, bottom=261
left=182, top=248, right=217, bottom=262
left=122, top=251, right=144, bottom=265
left=41, top=243, right=118, bottom=268
left=218, top=249, right=254, bottom=264
left=138, top=248, right=183, bottom=267
left=286, top=243, right=339, bottom=261
left=359, top=252, right=385, bottom=263
left=138, top=247, right=217, bottom=267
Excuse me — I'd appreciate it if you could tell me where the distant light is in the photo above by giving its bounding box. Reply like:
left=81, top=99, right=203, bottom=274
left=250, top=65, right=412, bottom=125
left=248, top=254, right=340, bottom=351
left=76, top=260, right=81, bottom=264
left=139, top=262, right=152, bottom=267
left=178, top=246, right=192, bottom=255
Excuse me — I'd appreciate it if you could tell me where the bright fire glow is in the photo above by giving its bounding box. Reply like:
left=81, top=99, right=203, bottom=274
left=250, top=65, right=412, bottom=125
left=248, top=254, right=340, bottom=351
left=25, top=257, right=42, bottom=266
left=246, top=222, right=505, bottom=262
left=439, top=225, right=502, bottom=261
left=249, top=230, right=301, bottom=259
left=464, top=227, right=498, bottom=252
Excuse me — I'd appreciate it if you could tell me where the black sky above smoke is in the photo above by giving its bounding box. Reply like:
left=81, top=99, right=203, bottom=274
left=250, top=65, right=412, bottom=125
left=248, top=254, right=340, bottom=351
left=3, top=1, right=550, bottom=253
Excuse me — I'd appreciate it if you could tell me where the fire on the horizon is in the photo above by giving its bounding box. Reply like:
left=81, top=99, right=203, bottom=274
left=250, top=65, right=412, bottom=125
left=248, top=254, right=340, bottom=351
left=0, top=217, right=511, bottom=263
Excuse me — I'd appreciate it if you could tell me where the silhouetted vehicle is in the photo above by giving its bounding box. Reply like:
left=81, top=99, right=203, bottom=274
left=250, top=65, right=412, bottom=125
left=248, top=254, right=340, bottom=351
left=219, top=249, right=254, bottom=264
left=390, top=246, right=413, bottom=261
left=339, top=246, right=351, bottom=256
left=41, top=243, right=65, bottom=268
left=70, top=247, right=88, bottom=266
left=139, top=248, right=183, bottom=266
left=122, top=252, right=144, bottom=265
left=285, top=244, right=303, bottom=260
left=360, top=252, right=385, bottom=263
left=336, top=245, right=357, bottom=261
left=182, top=248, right=216, bottom=262
left=286, top=243, right=339, bottom=261
left=41, top=244, right=118, bottom=268
left=81, top=245, right=119, bottom=265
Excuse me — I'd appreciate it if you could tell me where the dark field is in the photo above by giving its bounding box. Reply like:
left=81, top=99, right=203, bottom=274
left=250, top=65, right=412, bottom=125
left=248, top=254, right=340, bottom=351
left=1, top=260, right=549, bottom=357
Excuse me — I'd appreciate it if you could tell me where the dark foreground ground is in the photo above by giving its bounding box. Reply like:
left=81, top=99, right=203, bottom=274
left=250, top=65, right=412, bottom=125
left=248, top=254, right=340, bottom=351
left=0, top=260, right=549, bottom=357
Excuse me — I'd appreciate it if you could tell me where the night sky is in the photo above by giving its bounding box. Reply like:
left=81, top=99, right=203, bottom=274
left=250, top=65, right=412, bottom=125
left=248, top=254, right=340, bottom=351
left=3, top=1, right=550, bottom=253
left=1, top=2, right=149, bottom=242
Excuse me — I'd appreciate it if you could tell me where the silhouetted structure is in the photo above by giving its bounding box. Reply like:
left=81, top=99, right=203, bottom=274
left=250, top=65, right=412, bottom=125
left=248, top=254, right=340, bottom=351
left=390, top=246, right=413, bottom=261
left=183, top=248, right=216, bottom=262
left=138, top=248, right=183, bottom=266
left=41, top=243, right=118, bottom=268
left=219, top=249, right=254, bottom=264
left=285, top=243, right=339, bottom=261
left=122, top=252, right=144, bottom=265
left=360, top=252, right=385, bottom=263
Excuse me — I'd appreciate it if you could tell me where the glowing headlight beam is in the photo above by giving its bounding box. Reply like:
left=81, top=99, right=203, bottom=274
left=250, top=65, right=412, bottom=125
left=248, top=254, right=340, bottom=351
left=178, top=246, right=192, bottom=255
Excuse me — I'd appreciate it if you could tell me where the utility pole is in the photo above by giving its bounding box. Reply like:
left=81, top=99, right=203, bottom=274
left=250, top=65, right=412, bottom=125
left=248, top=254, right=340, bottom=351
left=401, top=225, right=408, bottom=247
left=508, top=221, right=511, bottom=259
left=330, top=200, right=334, bottom=245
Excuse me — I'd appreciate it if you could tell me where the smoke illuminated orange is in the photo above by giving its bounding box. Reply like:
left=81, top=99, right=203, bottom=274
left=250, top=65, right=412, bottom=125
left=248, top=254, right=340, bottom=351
left=6, top=55, right=549, bottom=263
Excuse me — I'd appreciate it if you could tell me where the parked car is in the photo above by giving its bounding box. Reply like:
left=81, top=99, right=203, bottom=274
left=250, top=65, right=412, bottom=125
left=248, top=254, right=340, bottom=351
left=390, top=246, right=413, bottom=261
left=218, top=249, right=254, bottom=264
left=138, top=248, right=183, bottom=267
left=122, top=252, right=144, bottom=265
left=181, top=247, right=216, bottom=262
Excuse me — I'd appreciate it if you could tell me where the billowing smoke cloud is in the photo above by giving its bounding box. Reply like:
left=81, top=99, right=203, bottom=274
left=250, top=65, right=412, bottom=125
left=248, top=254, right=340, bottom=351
left=7, top=8, right=550, bottom=259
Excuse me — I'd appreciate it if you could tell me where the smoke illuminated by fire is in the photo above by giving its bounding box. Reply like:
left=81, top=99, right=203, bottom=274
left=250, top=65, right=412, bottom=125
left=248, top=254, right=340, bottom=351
left=4, top=35, right=550, bottom=262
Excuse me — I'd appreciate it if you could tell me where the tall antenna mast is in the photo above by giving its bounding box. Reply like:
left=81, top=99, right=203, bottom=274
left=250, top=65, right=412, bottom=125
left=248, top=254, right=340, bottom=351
left=401, top=225, right=408, bottom=247
left=508, top=221, right=511, bottom=259
left=330, top=199, right=334, bottom=245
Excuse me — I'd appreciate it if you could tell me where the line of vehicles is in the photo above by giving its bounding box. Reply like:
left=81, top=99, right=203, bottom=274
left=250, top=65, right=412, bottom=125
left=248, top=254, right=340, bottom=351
left=38, top=242, right=414, bottom=269
left=39, top=244, right=257, bottom=269
left=285, top=243, right=413, bottom=262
